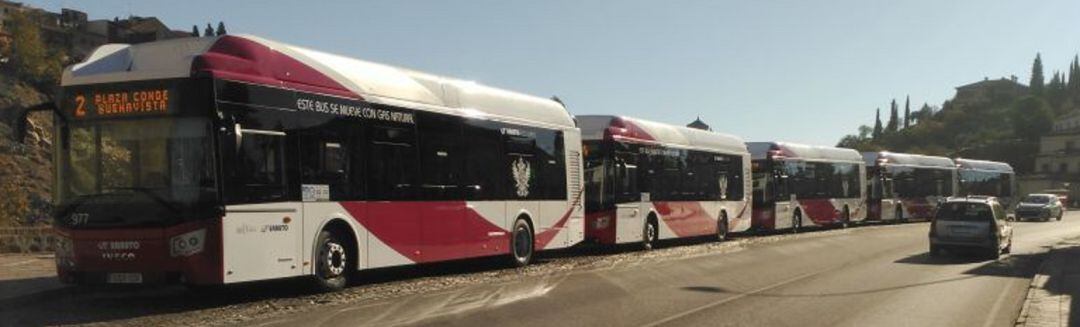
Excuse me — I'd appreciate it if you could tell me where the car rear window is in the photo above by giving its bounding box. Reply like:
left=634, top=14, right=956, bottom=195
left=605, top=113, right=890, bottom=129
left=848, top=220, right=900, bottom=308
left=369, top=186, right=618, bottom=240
left=936, top=202, right=993, bottom=222
left=1022, top=195, right=1050, bottom=204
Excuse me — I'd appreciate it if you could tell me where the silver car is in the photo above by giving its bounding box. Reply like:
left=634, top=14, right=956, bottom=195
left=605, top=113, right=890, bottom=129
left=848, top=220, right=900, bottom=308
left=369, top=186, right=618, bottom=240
left=928, top=197, right=1013, bottom=259
left=1015, top=194, right=1064, bottom=222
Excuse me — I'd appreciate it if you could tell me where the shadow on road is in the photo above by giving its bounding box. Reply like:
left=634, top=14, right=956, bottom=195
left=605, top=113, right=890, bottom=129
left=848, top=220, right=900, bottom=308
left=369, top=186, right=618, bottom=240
left=680, top=251, right=1045, bottom=299
left=1031, top=242, right=1080, bottom=326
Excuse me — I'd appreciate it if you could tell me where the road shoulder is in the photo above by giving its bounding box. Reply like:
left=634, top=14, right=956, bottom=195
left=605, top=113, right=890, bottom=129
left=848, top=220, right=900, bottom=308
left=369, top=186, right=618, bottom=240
left=1016, top=238, right=1080, bottom=326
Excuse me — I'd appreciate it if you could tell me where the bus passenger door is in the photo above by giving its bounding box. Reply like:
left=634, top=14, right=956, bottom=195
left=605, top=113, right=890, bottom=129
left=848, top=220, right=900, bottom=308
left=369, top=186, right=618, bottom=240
left=613, top=155, right=643, bottom=243
left=773, top=170, right=793, bottom=229
left=221, top=127, right=304, bottom=283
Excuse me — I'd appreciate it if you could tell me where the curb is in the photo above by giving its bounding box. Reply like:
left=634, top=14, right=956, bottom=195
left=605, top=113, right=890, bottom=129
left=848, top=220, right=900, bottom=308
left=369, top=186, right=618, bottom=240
left=1015, top=247, right=1055, bottom=326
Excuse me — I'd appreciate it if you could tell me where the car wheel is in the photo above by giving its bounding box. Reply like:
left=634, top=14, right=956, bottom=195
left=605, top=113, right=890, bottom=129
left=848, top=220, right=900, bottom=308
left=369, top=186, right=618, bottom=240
left=510, top=218, right=534, bottom=267
left=312, top=230, right=351, bottom=292
left=642, top=217, right=658, bottom=250
left=840, top=206, right=851, bottom=228
left=895, top=207, right=905, bottom=223
left=1058, top=211, right=1063, bottom=221
left=1003, top=238, right=1012, bottom=254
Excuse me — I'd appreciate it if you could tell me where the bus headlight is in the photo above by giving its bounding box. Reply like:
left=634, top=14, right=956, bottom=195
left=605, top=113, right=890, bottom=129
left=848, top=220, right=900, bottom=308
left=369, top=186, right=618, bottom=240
left=170, top=229, right=206, bottom=257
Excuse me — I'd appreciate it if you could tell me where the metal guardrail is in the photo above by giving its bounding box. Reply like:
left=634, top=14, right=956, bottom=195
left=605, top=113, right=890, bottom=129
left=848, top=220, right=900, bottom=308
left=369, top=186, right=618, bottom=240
left=0, top=226, right=56, bottom=253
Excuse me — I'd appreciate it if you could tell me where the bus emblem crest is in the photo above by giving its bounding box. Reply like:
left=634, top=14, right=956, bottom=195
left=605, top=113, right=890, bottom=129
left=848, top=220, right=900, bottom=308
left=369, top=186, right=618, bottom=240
left=512, top=157, right=531, bottom=197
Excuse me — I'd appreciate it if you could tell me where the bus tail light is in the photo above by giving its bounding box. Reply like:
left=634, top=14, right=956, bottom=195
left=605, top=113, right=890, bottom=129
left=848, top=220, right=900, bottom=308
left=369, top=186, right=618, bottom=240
left=170, top=229, right=206, bottom=257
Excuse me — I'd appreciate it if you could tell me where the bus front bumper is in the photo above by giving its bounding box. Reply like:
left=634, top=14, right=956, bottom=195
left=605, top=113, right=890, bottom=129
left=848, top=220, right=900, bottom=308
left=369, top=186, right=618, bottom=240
left=54, top=220, right=223, bottom=285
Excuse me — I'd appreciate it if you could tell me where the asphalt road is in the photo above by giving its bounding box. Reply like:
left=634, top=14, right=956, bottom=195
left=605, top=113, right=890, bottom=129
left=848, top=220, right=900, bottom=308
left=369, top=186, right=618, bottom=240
left=248, top=213, right=1080, bottom=327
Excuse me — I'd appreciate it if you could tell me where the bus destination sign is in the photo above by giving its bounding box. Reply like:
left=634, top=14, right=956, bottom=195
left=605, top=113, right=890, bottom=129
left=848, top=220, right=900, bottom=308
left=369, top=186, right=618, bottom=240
left=72, top=88, right=174, bottom=119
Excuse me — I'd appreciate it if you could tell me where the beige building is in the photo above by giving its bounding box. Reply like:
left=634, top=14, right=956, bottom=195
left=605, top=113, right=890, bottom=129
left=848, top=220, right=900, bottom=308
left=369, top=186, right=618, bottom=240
left=1022, top=110, right=1080, bottom=205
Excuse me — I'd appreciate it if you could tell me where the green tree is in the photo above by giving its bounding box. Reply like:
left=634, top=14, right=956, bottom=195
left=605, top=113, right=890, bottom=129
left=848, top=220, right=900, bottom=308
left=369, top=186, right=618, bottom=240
left=873, top=108, right=883, bottom=139
left=191, top=25, right=200, bottom=37
left=886, top=99, right=899, bottom=133
left=216, top=21, right=227, bottom=36
left=1010, top=96, right=1053, bottom=141
left=1030, top=53, right=1044, bottom=95
left=6, top=11, right=64, bottom=86
left=903, top=95, right=911, bottom=128
left=204, top=23, right=214, bottom=37
left=1070, top=55, right=1080, bottom=95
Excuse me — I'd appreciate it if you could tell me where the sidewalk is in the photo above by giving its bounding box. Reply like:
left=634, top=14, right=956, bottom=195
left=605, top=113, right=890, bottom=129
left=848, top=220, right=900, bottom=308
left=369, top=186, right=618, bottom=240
left=1016, top=238, right=1080, bottom=327
left=0, top=253, right=64, bottom=304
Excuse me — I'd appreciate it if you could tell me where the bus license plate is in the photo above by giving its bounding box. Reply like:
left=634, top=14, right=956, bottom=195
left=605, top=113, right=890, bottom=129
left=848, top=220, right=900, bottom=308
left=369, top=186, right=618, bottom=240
left=106, top=273, right=143, bottom=284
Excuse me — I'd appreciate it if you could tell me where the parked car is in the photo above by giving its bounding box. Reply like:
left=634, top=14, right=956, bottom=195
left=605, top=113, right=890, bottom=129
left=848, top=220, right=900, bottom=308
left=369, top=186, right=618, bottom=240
left=1015, top=194, right=1064, bottom=222
left=929, top=197, right=1013, bottom=259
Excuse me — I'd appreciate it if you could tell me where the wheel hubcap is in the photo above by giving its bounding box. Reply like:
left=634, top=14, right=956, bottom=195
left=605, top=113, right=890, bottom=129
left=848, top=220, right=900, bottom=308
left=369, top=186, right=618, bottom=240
left=514, top=226, right=531, bottom=261
left=324, top=242, right=346, bottom=276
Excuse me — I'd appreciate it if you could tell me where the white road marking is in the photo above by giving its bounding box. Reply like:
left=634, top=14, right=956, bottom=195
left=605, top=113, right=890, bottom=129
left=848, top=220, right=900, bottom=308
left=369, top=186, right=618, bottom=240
left=2, top=259, right=37, bottom=267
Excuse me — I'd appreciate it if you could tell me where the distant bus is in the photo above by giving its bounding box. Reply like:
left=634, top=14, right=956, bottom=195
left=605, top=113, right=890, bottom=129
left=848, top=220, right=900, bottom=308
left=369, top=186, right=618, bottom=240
left=954, top=158, right=1016, bottom=207
left=863, top=152, right=957, bottom=222
left=579, top=116, right=751, bottom=248
left=748, top=142, right=866, bottom=231
left=49, top=35, right=583, bottom=291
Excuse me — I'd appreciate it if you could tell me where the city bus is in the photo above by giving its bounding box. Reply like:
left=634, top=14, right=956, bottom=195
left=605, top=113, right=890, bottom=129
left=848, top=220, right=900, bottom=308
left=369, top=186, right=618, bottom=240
left=578, top=116, right=751, bottom=249
left=748, top=142, right=866, bottom=231
left=954, top=158, right=1016, bottom=207
left=862, top=151, right=956, bottom=222
left=47, top=35, right=584, bottom=291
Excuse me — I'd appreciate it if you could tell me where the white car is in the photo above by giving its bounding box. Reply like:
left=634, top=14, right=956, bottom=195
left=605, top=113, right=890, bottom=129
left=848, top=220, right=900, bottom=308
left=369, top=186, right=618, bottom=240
left=928, top=196, right=1013, bottom=259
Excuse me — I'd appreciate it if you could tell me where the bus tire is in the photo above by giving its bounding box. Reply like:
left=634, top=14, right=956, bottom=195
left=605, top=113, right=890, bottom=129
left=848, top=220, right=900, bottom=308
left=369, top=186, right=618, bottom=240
left=643, top=215, right=658, bottom=250
left=510, top=218, right=534, bottom=267
left=841, top=206, right=851, bottom=228
left=312, top=230, right=352, bottom=292
left=792, top=210, right=802, bottom=233
left=717, top=211, right=729, bottom=242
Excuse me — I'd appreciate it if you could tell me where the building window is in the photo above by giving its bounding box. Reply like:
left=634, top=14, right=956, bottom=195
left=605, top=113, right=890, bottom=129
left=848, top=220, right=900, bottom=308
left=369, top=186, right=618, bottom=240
left=1060, top=163, right=1069, bottom=173
left=1042, top=163, right=1051, bottom=172
left=1067, top=141, right=1076, bottom=151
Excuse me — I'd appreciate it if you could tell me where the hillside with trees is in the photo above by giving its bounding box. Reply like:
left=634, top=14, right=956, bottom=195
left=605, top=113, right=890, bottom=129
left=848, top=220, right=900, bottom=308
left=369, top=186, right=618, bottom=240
left=837, top=53, right=1080, bottom=174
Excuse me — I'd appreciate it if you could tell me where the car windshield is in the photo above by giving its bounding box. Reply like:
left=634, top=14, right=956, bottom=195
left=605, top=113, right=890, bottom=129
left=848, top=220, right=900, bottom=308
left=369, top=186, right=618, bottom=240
left=1022, top=195, right=1050, bottom=204
left=935, top=202, right=993, bottom=222
left=56, top=117, right=219, bottom=228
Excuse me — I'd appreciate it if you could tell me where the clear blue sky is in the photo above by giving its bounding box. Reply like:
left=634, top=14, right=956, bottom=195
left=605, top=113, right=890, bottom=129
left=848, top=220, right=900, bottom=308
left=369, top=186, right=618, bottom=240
left=23, top=0, right=1080, bottom=146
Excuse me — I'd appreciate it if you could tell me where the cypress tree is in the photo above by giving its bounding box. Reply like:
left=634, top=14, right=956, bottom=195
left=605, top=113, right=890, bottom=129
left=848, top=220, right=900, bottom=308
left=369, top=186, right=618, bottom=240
left=1069, top=55, right=1080, bottom=94
left=191, top=25, right=200, bottom=37
left=1030, top=53, right=1044, bottom=95
left=216, top=22, right=227, bottom=36
left=903, top=95, right=911, bottom=128
left=886, top=99, right=899, bottom=133
left=204, top=24, right=214, bottom=38
left=873, top=108, right=883, bottom=139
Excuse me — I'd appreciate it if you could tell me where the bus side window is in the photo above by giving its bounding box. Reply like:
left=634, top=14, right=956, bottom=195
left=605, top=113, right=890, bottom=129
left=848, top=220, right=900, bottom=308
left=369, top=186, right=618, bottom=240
left=232, top=130, right=287, bottom=203
left=300, top=130, right=350, bottom=200
left=418, top=114, right=463, bottom=201
left=462, top=120, right=506, bottom=200
left=367, top=125, right=418, bottom=200
left=615, top=152, right=638, bottom=203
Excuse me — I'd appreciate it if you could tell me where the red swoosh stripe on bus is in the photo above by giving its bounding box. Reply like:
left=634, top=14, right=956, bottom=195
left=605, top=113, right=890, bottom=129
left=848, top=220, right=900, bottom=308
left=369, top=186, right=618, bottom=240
left=653, top=201, right=716, bottom=237
left=798, top=199, right=840, bottom=225
left=193, top=35, right=361, bottom=100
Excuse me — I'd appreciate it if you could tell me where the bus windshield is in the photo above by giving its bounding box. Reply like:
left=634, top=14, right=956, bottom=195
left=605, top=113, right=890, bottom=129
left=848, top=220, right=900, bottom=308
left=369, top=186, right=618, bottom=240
left=56, top=117, right=219, bottom=228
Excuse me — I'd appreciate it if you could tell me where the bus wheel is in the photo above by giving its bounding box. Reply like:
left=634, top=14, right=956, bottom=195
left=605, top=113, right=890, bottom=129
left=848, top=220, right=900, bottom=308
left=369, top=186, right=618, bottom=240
left=313, top=230, right=350, bottom=292
left=717, top=212, right=729, bottom=242
left=792, top=211, right=802, bottom=233
left=510, top=218, right=534, bottom=267
left=643, top=217, right=658, bottom=250
left=841, top=206, right=851, bottom=228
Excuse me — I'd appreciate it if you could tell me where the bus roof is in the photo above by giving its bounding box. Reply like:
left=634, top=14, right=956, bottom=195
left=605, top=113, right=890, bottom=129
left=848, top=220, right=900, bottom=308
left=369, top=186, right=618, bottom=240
left=577, top=115, right=748, bottom=155
left=861, top=151, right=955, bottom=169
left=746, top=142, right=863, bottom=163
left=60, top=35, right=574, bottom=128
left=954, top=158, right=1014, bottom=173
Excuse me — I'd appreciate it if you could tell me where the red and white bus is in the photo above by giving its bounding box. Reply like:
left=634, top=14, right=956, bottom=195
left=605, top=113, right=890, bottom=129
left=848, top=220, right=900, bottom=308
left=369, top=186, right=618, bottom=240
left=863, top=152, right=957, bottom=222
left=954, top=158, right=1016, bottom=207
left=748, top=142, right=866, bottom=231
left=579, top=116, right=751, bottom=248
left=49, top=35, right=584, bottom=290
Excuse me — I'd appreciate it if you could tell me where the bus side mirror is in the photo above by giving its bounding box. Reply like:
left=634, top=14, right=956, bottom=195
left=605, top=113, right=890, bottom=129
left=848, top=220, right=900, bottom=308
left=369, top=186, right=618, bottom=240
left=9, top=101, right=61, bottom=142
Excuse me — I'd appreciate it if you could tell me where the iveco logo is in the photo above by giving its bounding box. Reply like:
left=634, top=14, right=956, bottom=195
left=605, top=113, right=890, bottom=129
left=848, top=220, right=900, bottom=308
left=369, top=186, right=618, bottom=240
left=97, top=241, right=140, bottom=251
left=101, top=252, right=136, bottom=260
